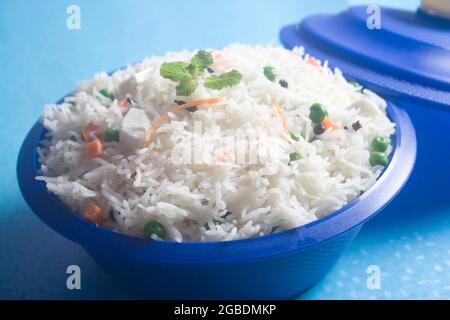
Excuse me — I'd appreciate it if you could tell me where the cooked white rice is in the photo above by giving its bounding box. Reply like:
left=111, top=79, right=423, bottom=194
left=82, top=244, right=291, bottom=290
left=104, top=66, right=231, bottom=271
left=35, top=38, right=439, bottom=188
left=36, top=44, right=395, bottom=242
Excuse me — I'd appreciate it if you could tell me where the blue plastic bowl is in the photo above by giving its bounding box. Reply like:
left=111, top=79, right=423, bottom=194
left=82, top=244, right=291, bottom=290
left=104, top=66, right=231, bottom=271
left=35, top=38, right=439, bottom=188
left=17, top=97, right=416, bottom=299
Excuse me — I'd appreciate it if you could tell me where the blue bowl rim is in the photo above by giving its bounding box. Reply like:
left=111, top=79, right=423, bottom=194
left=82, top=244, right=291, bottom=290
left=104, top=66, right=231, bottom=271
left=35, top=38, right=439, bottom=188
left=17, top=98, right=416, bottom=265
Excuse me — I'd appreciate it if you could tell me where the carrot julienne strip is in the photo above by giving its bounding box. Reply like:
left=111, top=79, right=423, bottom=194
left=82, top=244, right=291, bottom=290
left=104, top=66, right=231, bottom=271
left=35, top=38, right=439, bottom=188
left=273, top=101, right=289, bottom=134
left=143, top=97, right=221, bottom=145
left=307, top=57, right=321, bottom=67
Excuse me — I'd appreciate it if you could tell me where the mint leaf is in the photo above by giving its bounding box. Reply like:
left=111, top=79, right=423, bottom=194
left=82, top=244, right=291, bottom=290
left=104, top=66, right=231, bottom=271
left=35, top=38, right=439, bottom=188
left=176, top=78, right=198, bottom=96
left=187, top=63, right=200, bottom=77
left=160, top=51, right=242, bottom=96
left=263, top=66, right=276, bottom=82
left=160, top=61, right=191, bottom=81
left=191, top=50, right=213, bottom=73
left=204, top=70, right=243, bottom=90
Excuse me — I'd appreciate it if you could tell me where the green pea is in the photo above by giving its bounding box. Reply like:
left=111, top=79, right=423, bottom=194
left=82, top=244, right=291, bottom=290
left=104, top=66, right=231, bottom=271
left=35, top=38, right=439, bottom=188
left=371, top=136, right=390, bottom=152
left=143, top=221, right=167, bottom=240
left=104, top=128, right=120, bottom=142
left=289, top=152, right=301, bottom=165
left=369, top=152, right=388, bottom=167
left=99, top=88, right=114, bottom=100
left=309, top=103, right=328, bottom=123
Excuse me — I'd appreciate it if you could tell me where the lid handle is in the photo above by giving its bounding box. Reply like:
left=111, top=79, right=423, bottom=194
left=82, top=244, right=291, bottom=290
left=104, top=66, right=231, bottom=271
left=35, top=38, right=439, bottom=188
left=421, top=0, right=450, bottom=19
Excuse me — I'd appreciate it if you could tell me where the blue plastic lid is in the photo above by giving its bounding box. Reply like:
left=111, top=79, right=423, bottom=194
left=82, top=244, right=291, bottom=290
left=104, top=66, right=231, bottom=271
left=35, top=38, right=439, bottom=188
left=280, top=5, right=450, bottom=111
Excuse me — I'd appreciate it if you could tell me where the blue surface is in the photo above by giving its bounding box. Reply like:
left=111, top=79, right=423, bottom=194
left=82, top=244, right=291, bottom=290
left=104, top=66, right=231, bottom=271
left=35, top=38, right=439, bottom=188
left=4, top=0, right=450, bottom=300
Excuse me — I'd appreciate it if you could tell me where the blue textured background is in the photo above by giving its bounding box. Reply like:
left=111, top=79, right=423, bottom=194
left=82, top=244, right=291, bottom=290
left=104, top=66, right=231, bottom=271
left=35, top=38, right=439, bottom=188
left=3, top=0, right=450, bottom=300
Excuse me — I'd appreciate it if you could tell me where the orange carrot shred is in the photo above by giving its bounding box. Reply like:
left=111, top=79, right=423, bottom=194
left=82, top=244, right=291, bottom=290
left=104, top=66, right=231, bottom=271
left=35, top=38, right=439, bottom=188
left=143, top=97, right=221, bottom=145
left=307, top=57, right=321, bottom=67
left=86, top=138, right=103, bottom=159
left=273, top=101, right=289, bottom=134
left=84, top=201, right=103, bottom=225
left=322, top=117, right=340, bottom=131
left=216, top=153, right=230, bottom=163
left=82, top=121, right=99, bottom=142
